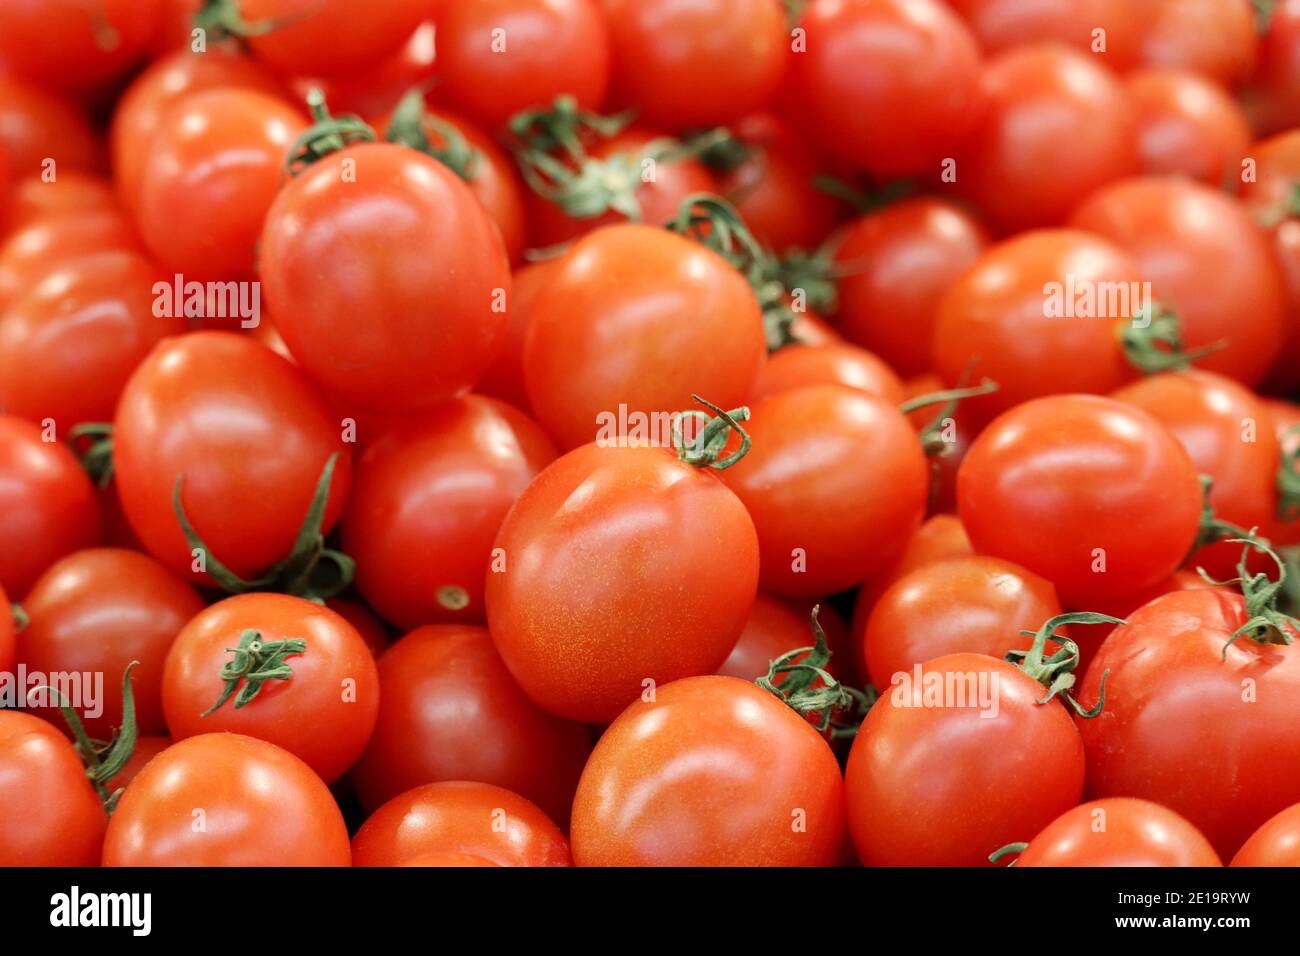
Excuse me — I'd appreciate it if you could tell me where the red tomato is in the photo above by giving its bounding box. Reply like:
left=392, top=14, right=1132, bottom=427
left=0, top=209, right=139, bottom=311
left=486, top=442, right=760, bottom=723
left=2, top=172, right=116, bottom=238
left=953, top=44, right=1139, bottom=233
left=350, top=624, right=592, bottom=825
left=1125, top=68, right=1251, bottom=185
left=1077, top=588, right=1300, bottom=858
left=351, top=781, right=572, bottom=867
left=1250, top=0, right=1300, bottom=135
left=1069, top=177, right=1284, bottom=388
left=846, top=651, right=1084, bottom=866
left=853, top=512, right=975, bottom=625
left=572, top=675, right=845, bottom=866
left=19, top=548, right=203, bottom=740
left=0, top=0, right=160, bottom=94
left=475, top=260, right=557, bottom=412
left=1232, top=803, right=1300, bottom=866
left=958, top=395, right=1202, bottom=606
left=237, top=0, right=426, bottom=77
left=399, top=852, right=499, bottom=867
left=0, top=415, right=102, bottom=599
left=790, top=0, right=983, bottom=178
left=103, top=735, right=172, bottom=796
left=113, top=332, right=352, bottom=584
left=523, top=223, right=765, bottom=450
left=0, top=711, right=106, bottom=866
left=162, top=593, right=379, bottom=783
left=750, top=343, right=905, bottom=405
left=718, top=594, right=847, bottom=683
left=103, top=733, right=352, bottom=866
left=1012, top=799, right=1222, bottom=867
left=0, top=585, right=14, bottom=681
left=1132, top=0, right=1257, bottom=86
left=947, top=0, right=1139, bottom=69
left=305, top=21, right=437, bottom=121
left=0, top=77, right=103, bottom=179
left=261, top=143, right=511, bottom=413
left=901, top=372, right=980, bottom=514
left=324, top=597, right=390, bottom=659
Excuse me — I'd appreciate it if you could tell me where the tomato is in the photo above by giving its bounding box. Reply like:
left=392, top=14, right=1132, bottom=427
left=237, top=0, right=427, bottom=77
left=860, top=555, right=1062, bottom=689
left=1125, top=68, right=1251, bottom=185
left=486, top=441, right=760, bottom=723
left=305, top=21, right=437, bottom=122
left=1069, top=177, right=1284, bottom=388
left=350, top=624, right=591, bottom=824
left=19, top=548, right=203, bottom=740
left=475, top=260, right=557, bottom=412
left=2, top=172, right=116, bottom=238
left=958, top=395, right=1202, bottom=606
left=722, top=385, right=929, bottom=596
left=0, top=209, right=139, bottom=311
left=351, top=781, right=572, bottom=867
left=103, top=733, right=351, bottom=866
left=343, top=396, right=556, bottom=629
left=523, top=223, right=765, bottom=450
left=103, top=735, right=172, bottom=796
left=789, top=0, right=983, bottom=178
left=324, top=597, right=390, bottom=658
left=750, top=343, right=905, bottom=405
left=1011, top=799, right=1222, bottom=867
left=1132, top=0, right=1257, bottom=86
left=1250, top=0, right=1300, bottom=135
left=572, top=675, right=845, bottom=866
left=0, top=711, right=105, bottom=866
left=847, top=651, right=1084, bottom=866
left=0, top=252, right=187, bottom=431
left=1232, top=803, right=1300, bottom=866
left=947, top=0, right=1139, bottom=69
left=261, top=142, right=510, bottom=413
left=0, top=0, right=160, bottom=94
left=0, top=77, right=103, bottom=180
left=0, top=415, right=102, bottom=599
left=853, top=512, right=975, bottom=624
left=113, top=332, right=352, bottom=584
left=597, top=0, right=787, bottom=128
left=0, top=585, right=14, bottom=681
left=900, top=372, right=980, bottom=514
left=162, top=593, right=379, bottom=783
left=718, top=594, right=848, bottom=683
left=400, top=852, right=499, bottom=867
left=1077, top=588, right=1300, bottom=858
left=953, top=44, right=1139, bottom=233
left=436, top=0, right=610, bottom=129
left=833, top=198, right=990, bottom=378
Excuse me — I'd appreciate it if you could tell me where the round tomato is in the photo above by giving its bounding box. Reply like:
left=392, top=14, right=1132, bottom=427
left=2, top=172, right=116, bottom=238
left=1125, top=68, right=1251, bottom=185
left=0, top=0, right=160, bottom=94
left=1232, top=803, right=1300, bottom=866
left=1250, top=0, right=1300, bottom=135
left=750, top=343, right=905, bottom=405
left=948, top=0, right=1139, bottom=68
left=853, top=512, right=975, bottom=625
left=1132, top=0, right=1257, bottom=86
left=308, top=21, right=437, bottom=121
left=237, top=0, right=427, bottom=77
left=0, top=209, right=138, bottom=311
left=0, top=77, right=102, bottom=180
left=1010, top=798, right=1222, bottom=867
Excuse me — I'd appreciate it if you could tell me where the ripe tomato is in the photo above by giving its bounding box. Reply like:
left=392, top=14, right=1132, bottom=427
left=308, top=21, right=437, bottom=121
left=853, top=512, right=975, bottom=628
left=1011, top=799, right=1222, bottom=867
left=237, top=0, right=427, bottom=77
left=718, top=594, right=848, bottom=683
left=0, top=585, right=14, bottom=681
left=486, top=441, right=760, bottom=723
left=0, top=415, right=102, bottom=599
left=958, top=395, right=1202, bottom=606
left=1077, top=588, right=1300, bottom=858
left=0, top=77, right=103, bottom=179
left=1250, top=0, right=1300, bottom=135
left=19, top=548, right=203, bottom=740
left=750, top=343, right=905, bottom=405
left=103, top=733, right=351, bottom=866
left=1232, top=803, right=1300, bottom=866
left=0, top=711, right=106, bottom=866
left=721, top=385, right=931, bottom=596
left=572, top=675, right=845, bottom=866
left=261, top=142, right=511, bottom=412
left=475, top=260, right=557, bottom=413
left=789, top=0, right=983, bottom=178
left=1, top=173, right=116, bottom=239
left=1132, top=0, right=1257, bottom=86
left=0, top=0, right=160, bottom=94
left=436, top=0, right=610, bottom=129
left=953, top=44, right=1139, bottom=233
left=523, top=223, right=765, bottom=450
left=351, top=781, right=572, bottom=867
left=1125, top=68, right=1251, bottom=185
left=860, top=555, right=1062, bottom=689
left=947, top=0, right=1139, bottom=69
left=400, top=852, right=499, bottom=867
left=162, top=593, right=379, bottom=783
left=113, top=332, right=351, bottom=584
left=1069, top=176, right=1284, bottom=387
left=0, top=209, right=139, bottom=311
left=350, top=624, right=592, bottom=824
left=342, top=396, right=556, bottom=629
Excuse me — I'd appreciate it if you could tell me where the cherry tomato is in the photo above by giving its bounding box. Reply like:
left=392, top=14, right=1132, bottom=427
left=324, top=597, right=390, bottom=659
left=750, top=343, right=905, bottom=405
left=1232, top=803, right=1300, bottom=866
left=572, top=675, right=845, bottom=866
left=103, top=733, right=352, bottom=866
left=852, top=512, right=975, bottom=627
left=2, top=172, right=116, bottom=238
left=0, top=0, right=160, bottom=95
left=475, top=260, right=557, bottom=412
left=1125, top=68, right=1251, bottom=185
left=305, top=21, right=436, bottom=121
left=238, top=0, right=427, bottom=77
left=947, top=0, right=1139, bottom=69
left=1012, top=798, right=1222, bottom=867
left=1132, top=0, right=1257, bottom=86
left=718, top=594, right=847, bottom=683
left=0, top=209, right=139, bottom=311
left=0, top=77, right=103, bottom=180
left=1249, top=0, right=1300, bottom=135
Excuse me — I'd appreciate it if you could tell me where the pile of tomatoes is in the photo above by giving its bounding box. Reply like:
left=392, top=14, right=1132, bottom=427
left=2, top=0, right=1300, bottom=870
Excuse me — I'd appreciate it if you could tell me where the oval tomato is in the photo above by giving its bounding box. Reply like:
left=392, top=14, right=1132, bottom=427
left=1232, top=803, right=1300, bottom=866
left=2, top=173, right=116, bottom=238
left=0, top=209, right=139, bottom=311
left=239, top=0, right=427, bottom=77
left=1011, top=798, right=1222, bottom=867
left=750, top=343, right=904, bottom=405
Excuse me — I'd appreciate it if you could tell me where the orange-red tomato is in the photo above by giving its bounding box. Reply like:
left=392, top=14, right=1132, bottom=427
left=239, top=0, right=427, bottom=78
left=0, top=0, right=161, bottom=95
left=1131, top=0, right=1257, bottom=86
left=1014, top=799, right=1222, bottom=867
left=1125, top=68, right=1251, bottom=185
left=948, top=0, right=1140, bottom=69
left=1233, top=803, right=1300, bottom=866
left=0, top=209, right=139, bottom=311
left=750, top=343, right=905, bottom=405
left=2, top=173, right=116, bottom=238
left=475, top=260, right=557, bottom=413
left=0, top=77, right=103, bottom=180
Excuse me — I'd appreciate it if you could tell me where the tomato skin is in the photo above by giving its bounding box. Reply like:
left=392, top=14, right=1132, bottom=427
left=958, top=395, right=1202, bottom=607
left=352, top=781, right=572, bottom=867
left=1125, top=68, right=1251, bottom=186
left=0, top=711, right=106, bottom=866
left=1132, top=0, right=1257, bottom=86
left=2, top=173, right=117, bottom=239
left=833, top=198, right=990, bottom=378
left=475, top=260, right=556, bottom=413
left=1069, top=176, right=1284, bottom=388
left=861, top=555, right=1062, bottom=690
left=163, top=594, right=379, bottom=783
left=0, top=77, right=103, bottom=180
left=113, top=331, right=351, bottom=584
left=790, top=0, right=983, bottom=178
left=103, top=733, right=352, bottom=866
left=0, top=209, right=139, bottom=312
left=1232, top=803, right=1300, bottom=866
left=19, top=549, right=203, bottom=740
left=342, top=396, right=556, bottom=630
left=523, top=223, right=765, bottom=451
left=750, top=344, right=905, bottom=405
left=853, top=512, right=975, bottom=632
left=0, top=415, right=102, bottom=599
left=846, top=652, right=1084, bottom=866
left=486, top=442, right=760, bottom=724
left=1078, top=589, right=1300, bottom=859
left=261, top=143, right=511, bottom=413
left=350, top=625, right=591, bottom=825
left=239, top=0, right=427, bottom=77
left=436, top=0, right=610, bottom=129
left=1015, top=799, right=1222, bottom=867
left=1249, top=0, right=1300, bottom=135
left=721, top=385, right=930, bottom=596
left=307, top=21, right=437, bottom=122
left=0, top=585, right=14, bottom=681
left=948, top=0, right=1140, bottom=69
left=572, top=676, right=846, bottom=866
left=0, top=0, right=160, bottom=94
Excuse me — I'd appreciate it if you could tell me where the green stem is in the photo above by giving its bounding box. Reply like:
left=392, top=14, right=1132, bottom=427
left=1195, top=534, right=1300, bottom=657
left=285, top=89, right=376, bottom=176
left=673, top=395, right=752, bottom=470
left=69, top=422, right=115, bottom=488
left=202, top=629, right=306, bottom=715
left=1004, top=612, right=1125, bottom=718
left=11, top=603, right=28, bottom=634
left=1190, top=475, right=1260, bottom=556
left=1120, top=304, right=1225, bottom=375
left=384, top=89, right=480, bottom=181
left=1276, top=424, right=1300, bottom=522
left=988, top=843, right=1027, bottom=866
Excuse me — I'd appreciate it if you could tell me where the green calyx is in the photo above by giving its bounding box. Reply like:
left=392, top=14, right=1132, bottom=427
left=1197, top=534, right=1300, bottom=657
left=1191, top=474, right=1259, bottom=556
left=285, top=89, right=376, bottom=176
left=673, top=395, right=752, bottom=470
left=1253, top=0, right=1277, bottom=33
left=1120, top=304, right=1225, bottom=375
left=10, top=603, right=27, bottom=633
left=988, top=842, right=1028, bottom=866
left=195, top=0, right=281, bottom=40
left=1277, top=424, right=1300, bottom=522
left=69, top=422, right=115, bottom=488
left=384, top=89, right=481, bottom=182
left=757, top=605, right=877, bottom=740
left=172, top=452, right=354, bottom=601
left=769, top=243, right=839, bottom=321
left=900, top=378, right=999, bottom=458
left=1005, top=612, right=1124, bottom=718
left=812, top=174, right=914, bottom=215
left=202, top=628, right=306, bottom=716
